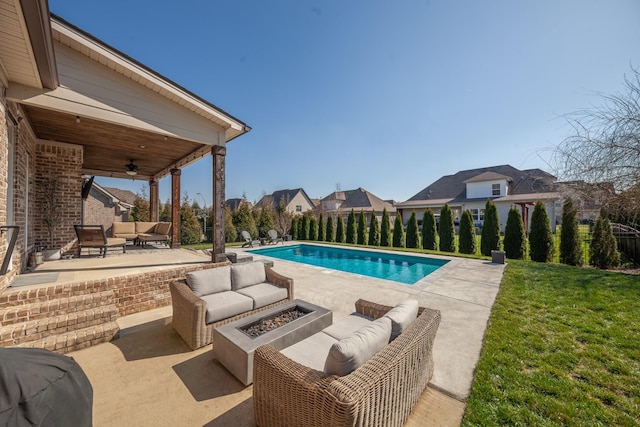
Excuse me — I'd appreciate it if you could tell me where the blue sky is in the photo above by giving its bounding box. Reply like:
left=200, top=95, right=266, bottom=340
left=49, top=1, right=640, bottom=206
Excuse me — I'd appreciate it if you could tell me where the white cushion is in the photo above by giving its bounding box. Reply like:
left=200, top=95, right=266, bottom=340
left=186, top=266, right=231, bottom=297
left=322, top=313, right=373, bottom=341
left=384, top=299, right=419, bottom=341
left=236, top=283, right=288, bottom=308
left=200, top=291, right=253, bottom=324
left=324, top=316, right=392, bottom=376
left=231, top=262, right=266, bottom=290
left=280, top=332, right=338, bottom=372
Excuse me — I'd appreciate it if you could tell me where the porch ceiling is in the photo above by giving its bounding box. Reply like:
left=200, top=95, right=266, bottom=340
left=23, top=104, right=211, bottom=180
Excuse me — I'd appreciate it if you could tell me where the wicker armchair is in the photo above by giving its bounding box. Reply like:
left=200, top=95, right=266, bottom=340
left=253, top=299, right=441, bottom=427
left=170, top=264, right=293, bottom=350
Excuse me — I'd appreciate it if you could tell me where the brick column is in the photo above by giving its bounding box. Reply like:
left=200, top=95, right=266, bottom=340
left=170, top=169, right=181, bottom=249
left=212, top=145, right=227, bottom=263
left=149, top=178, right=159, bottom=222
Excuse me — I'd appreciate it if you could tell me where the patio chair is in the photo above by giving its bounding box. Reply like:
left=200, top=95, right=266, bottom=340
left=266, top=229, right=283, bottom=245
left=241, top=230, right=261, bottom=248
left=74, top=225, right=127, bottom=258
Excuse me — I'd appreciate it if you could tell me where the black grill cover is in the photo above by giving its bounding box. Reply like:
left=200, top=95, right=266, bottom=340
left=0, top=348, right=93, bottom=426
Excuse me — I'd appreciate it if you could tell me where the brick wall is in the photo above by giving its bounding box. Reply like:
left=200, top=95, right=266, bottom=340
left=83, top=188, right=128, bottom=236
left=0, top=85, right=8, bottom=290
left=34, top=141, right=83, bottom=254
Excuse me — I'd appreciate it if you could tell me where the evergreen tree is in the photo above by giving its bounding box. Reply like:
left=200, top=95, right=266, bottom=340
left=590, top=216, right=620, bottom=269
left=180, top=199, right=202, bottom=244
left=224, top=206, right=237, bottom=243
left=529, top=200, right=554, bottom=262
left=290, top=216, right=298, bottom=240
left=131, top=190, right=150, bottom=222
left=458, top=210, right=476, bottom=254
left=318, top=213, right=325, bottom=242
left=438, top=203, right=455, bottom=252
left=392, top=215, right=405, bottom=248
left=300, top=215, right=310, bottom=240
left=422, top=209, right=437, bottom=250
left=357, top=210, right=367, bottom=245
left=346, top=209, right=357, bottom=244
left=232, top=200, right=257, bottom=240
left=560, top=198, right=584, bottom=266
left=380, top=208, right=391, bottom=247
left=309, top=216, right=318, bottom=240
left=326, top=215, right=334, bottom=242
left=257, top=204, right=276, bottom=238
left=336, top=215, right=345, bottom=243
left=368, top=212, right=380, bottom=246
left=504, top=207, right=526, bottom=259
left=159, top=198, right=172, bottom=222
left=406, top=212, right=420, bottom=248
left=480, top=200, right=500, bottom=256
left=297, top=215, right=303, bottom=239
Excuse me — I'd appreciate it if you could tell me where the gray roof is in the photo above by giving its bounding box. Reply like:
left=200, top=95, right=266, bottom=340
left=407, top=165, right=557, bottom=203
left=103, top=187, right=138, bottom=205
left=322, top=187, right=396, bottom=213
left=256, top=188, right=314, bottom=209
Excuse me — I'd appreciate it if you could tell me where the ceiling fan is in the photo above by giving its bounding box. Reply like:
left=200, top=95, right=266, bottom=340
left=125, top=159, right=139, bottom=176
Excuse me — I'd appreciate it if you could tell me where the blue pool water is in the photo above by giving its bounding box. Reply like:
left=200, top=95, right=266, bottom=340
left=249, top=244, right=448, bottom=285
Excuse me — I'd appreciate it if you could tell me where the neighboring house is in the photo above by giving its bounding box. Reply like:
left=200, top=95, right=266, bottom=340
left=255, top=189, right=315, bottom=215
left=319, top=187, right=396, bottom=224
left=0, top=1, right=249, bottom=290
left=554, top=181, right=613, bottom=223
left=225, top=198, right=247, bottom=213
left=396, top=165, right=560, bottom=232
left=83, top=183, right=134, bottom=235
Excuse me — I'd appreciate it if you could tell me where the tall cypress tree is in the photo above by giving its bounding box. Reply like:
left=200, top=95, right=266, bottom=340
left=336, top=215, right=345, bottom=243
left=560, top=198, right=583, bottom=266
left=368, top=212, right=380, bottom=246
left=480, top=199, right=500, bottom=256
left=290, top=216, right=298, bottom=240
left=346, top=209, right=357, bottom=244
left=380, top=208, right=391, bottom=247
left=590, top=215, right=620, bottom=269
left=325, top=215, right=334, bottom=242
left=392, top=214, right=405, bottom=248
left=357, top=210, right=367, bottom=245
left=458, top=210, right=476, bottom=254
left=504, top=207, right=526, bottom=259
left=406, top=212, right=420, bottom=248
left=300, top=215, right=309, bottom=240
left=422, top=209, right=437, bottom=250
left=439, top=203, right=455, bottom=252
left=309, top=216, right=318, bottom=241
left=317, top=213, right=325, bottom=242
left=529, top=200, right=554, bottom=262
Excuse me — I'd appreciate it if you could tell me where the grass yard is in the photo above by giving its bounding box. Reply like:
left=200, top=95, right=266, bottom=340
left=462, top=261, right=640, bottom=426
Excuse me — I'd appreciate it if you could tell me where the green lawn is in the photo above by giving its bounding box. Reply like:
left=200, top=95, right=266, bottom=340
left=462, top=261, right=640, bottom=426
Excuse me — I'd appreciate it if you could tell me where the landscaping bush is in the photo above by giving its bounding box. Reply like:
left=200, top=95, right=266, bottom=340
left=559, top=197, right=583, bottom=266
left=503, top=207, right=525, bottom=259
left=300, top=215, right=309, bottom=240
left=346, top=209, right=357, bottom=244
left=480, top=199, right=500, bottom=256
left=336, top=215, right=345, bottom=243
left=357, top=210, right=367, bottom=245
left=439, top=203, right=455, bottom=252
left=422, top=209, right=437, bottom=250
left=380, top=208, right=391, bottom=246
left=458, top=210, right=476, bottom=254
left=290, top=216, right=298, bottom=240
left=529, top=200, right=554, bottom=262
left=392, top=215, right=405, bottom=248
left=224, top=206, right=236, bottom=243
left=180, top=201, right=202, bottom=244
left=309, top=216, right=318, bottom=240
left=232, top=201, right=258, bottom=240
left=590, top=215, right=620, bottom=269
left=257, top=204, right=275, bottom=238
left=325, top=215, right=334, bottom=242
left=368, top=212, right=380, bottom=246
left=406, top=212, right=420, bottom=248
left=317, top=213, right=325, bottom=242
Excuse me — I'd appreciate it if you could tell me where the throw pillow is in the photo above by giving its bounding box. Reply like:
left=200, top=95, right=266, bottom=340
left=324, top=316, right=392, bottom=376
left=231, top=262, right=266, bottom=290
left=384, top=299, right=419, bottom=341
left=186, top=265, right=231, bottom=297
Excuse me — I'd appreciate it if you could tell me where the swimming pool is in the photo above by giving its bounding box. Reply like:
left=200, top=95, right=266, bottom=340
left=249, top=244, right=448, bottom=285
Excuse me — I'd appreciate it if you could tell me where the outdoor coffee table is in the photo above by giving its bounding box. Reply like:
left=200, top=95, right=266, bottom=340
left=212, top=299, right=332, bottom=385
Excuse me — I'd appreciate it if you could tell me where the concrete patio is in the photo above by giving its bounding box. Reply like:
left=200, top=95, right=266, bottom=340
left=57, top=243, right=505, bottom=426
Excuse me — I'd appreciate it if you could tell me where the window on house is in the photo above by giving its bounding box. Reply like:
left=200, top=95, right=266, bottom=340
left=492, top=183, right=501, bottom=196
left=469, top=209, right=485, bottom=221
left=296, top=205, right=302, bottom=212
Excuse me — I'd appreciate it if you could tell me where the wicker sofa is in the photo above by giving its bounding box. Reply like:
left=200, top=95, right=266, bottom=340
left=253, top=299, right=441, bottom=427
left=111, top=221, right=171, bottom=246
left=170, top=262, right=293, bottom=350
